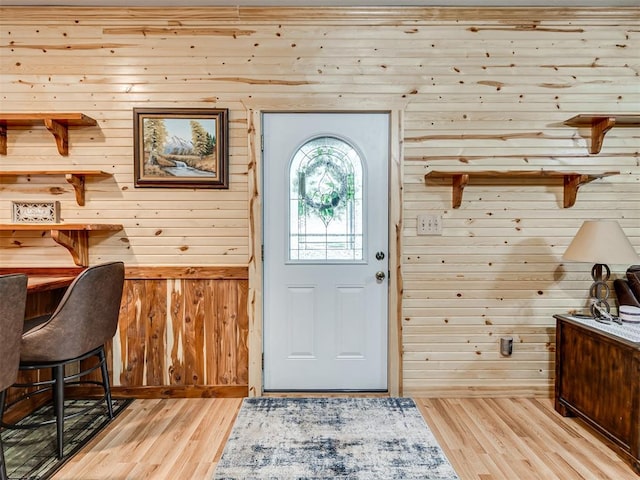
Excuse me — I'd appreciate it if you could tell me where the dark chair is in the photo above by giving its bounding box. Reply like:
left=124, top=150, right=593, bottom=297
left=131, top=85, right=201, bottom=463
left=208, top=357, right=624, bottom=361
left=2, top=262, right=124, bottom=460
left=0, top=274, right=28, bottom=480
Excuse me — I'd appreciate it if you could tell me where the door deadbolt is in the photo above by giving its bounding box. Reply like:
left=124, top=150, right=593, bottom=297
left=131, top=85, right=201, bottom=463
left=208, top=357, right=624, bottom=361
left=375, top=271, right=386, bottom=281
left=375, top=251, right=385, bottom=260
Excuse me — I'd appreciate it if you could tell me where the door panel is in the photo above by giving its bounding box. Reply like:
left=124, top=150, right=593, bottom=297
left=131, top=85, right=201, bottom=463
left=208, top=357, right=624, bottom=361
left=335, top=286, right=366, bottom=358
left=263, top=112, right=389, bottom=391
left=286, top=286, right=316, bottom=358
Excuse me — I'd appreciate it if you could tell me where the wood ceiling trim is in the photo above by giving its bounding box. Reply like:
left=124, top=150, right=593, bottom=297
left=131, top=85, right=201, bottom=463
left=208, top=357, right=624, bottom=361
left=1, top=6, right=639, bottom=23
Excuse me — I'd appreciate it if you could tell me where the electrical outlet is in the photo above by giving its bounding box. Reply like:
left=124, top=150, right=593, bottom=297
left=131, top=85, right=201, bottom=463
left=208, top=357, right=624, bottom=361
left=500, top=337, right=513, bottom=356
left=417, top=214, right=442, bottom=235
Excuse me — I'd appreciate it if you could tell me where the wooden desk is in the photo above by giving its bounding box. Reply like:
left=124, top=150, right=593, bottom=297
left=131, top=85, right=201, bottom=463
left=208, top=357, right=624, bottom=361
left=0, top=268, right=80, bottom=319
left=27, top=275, right=75, bottom=293
left=0, top=268, right=81, bottom=283
left=0, top=270, right=79, bottom=422
left=25, top=276, right=75, bottom=318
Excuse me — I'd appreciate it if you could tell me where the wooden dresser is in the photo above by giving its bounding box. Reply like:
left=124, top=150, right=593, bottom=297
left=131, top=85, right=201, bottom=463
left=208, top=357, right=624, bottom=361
left=554, top=314, right=640, bottom=473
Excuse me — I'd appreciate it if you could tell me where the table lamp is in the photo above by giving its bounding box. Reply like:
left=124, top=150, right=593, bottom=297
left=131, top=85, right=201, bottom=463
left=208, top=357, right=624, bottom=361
left=563, top=220, right=639, bottom=317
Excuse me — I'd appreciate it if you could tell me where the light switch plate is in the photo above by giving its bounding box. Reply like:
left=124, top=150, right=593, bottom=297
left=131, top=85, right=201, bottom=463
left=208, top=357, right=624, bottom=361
left=417, top=214, right=442, bottom=235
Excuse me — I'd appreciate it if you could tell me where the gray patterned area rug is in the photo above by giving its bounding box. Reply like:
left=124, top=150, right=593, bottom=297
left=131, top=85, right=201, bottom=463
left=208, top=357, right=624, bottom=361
left=214, top=397, right=459, bottom=480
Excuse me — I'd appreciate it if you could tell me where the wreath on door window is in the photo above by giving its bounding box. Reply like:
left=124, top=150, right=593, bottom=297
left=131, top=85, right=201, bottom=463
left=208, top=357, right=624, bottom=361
left=298, top=148, right=354, bottom=225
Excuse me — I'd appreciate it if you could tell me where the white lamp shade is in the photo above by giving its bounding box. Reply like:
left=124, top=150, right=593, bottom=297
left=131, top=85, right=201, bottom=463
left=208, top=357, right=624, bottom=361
left=563, top=220, right=639, bottom=265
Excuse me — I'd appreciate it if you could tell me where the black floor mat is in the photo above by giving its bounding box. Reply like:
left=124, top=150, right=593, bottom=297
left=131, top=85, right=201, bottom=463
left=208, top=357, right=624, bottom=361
left=2, top=398, right=132, bottom=480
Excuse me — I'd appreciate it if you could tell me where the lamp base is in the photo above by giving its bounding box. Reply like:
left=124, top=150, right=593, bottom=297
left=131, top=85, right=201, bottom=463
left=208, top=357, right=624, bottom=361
left=589, top=263, right=611, bottom=318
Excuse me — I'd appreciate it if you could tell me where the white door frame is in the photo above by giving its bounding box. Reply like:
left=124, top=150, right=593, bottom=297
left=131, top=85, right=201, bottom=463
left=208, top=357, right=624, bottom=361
left=245, top=100, right=405, bottom=397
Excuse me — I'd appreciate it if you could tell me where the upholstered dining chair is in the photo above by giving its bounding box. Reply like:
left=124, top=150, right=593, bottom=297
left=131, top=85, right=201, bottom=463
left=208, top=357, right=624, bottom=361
left=2, top=261, right=125, bottom=460
left=0, top=274, right=28, bottom=480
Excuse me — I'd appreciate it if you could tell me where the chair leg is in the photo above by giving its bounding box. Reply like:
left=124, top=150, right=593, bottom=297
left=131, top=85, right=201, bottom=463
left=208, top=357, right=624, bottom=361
left=98, top=347, right=114, bottom=419
left=0, top=436, right=7, bottom=480
left=53, top=365, right=65, bottom=459
left=0, top=389, right=6, bottom=429
left=0, top=389, right=7, bottom=480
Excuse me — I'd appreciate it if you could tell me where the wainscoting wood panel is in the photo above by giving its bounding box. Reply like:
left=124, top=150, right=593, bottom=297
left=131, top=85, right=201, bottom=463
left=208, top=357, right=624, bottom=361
left=111, top=267, right=249, bottom=397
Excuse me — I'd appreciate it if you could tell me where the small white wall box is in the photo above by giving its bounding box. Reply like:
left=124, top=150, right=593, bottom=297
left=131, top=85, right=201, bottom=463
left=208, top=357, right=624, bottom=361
left=12, top=201, right=60, bottom=223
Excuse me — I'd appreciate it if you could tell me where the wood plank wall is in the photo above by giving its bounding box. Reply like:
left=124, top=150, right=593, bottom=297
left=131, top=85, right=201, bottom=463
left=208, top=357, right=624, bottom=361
left=1, top=7, right=638, bottom=397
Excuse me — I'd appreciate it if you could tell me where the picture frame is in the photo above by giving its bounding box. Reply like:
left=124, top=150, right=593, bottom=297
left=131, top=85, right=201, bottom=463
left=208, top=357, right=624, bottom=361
left=133, top=108, right=229, bottom=188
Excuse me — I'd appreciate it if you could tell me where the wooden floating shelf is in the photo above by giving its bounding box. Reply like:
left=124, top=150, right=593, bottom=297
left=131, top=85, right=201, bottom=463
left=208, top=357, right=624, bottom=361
left=0, top=223, right=123, bottom=267
left=424, top=170, right=619, bottom=209
left=563, top=114, right=640, bottom=154
left=0, top=170, right=111, bottom=206
left=0, top=113, right=97, bottom=156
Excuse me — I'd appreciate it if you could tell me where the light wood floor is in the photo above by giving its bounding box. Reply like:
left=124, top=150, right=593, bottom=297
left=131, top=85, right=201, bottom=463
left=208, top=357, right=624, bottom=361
left=51, top=397, right=638, bottom=480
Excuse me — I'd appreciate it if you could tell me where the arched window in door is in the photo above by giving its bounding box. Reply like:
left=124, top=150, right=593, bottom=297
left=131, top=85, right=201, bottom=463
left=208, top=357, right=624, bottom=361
left=289, top=136, right=364, bottom=262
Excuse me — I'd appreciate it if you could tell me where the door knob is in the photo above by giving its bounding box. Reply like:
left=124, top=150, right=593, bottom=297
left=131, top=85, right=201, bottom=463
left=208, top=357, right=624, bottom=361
left=375, top=271, right=386, bottom=281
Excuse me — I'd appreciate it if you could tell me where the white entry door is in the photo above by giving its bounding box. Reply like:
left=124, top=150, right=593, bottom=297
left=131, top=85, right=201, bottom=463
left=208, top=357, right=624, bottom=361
left=263, top=112, right=389, bottom=391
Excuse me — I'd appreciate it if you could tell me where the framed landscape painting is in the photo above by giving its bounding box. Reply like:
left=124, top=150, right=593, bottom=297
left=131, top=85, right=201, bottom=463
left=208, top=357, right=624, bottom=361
left=133, top=108, right=229, bottom=188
